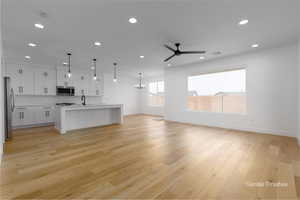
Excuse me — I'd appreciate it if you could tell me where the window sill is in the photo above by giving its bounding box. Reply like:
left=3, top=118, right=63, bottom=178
left=148, top=105, right=164, bottom=108
left=186, top=109, right=247, bottom=116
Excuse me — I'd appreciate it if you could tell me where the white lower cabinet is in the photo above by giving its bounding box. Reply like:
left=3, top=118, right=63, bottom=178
left=40, top=107, right=54, bottom=123
left=12, top=106, right=55, bottom=128
left=12, top=107, right=35, bottom=127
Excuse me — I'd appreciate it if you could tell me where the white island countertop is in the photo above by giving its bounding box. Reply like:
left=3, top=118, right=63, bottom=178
left=55, top=104, right=123, bottom=134
left=60, top=104, right=123, bottom=111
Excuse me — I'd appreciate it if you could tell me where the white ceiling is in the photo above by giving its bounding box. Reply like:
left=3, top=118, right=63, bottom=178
left=2, top=0, right=299, bottom=78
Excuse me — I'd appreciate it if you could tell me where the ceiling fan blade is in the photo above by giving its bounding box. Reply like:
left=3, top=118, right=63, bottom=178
left=180, top=51, right=206, bottom=54
left=164, top=44, right=176, bottom=52
left=164, top=54, right=176, bottom=62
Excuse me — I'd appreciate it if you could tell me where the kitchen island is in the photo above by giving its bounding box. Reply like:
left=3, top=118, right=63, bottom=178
left=55, top=104, right=123, bottom=134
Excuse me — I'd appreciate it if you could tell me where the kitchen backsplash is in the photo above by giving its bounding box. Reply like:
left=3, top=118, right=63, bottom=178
left=15, top=96, right=103, bottom=106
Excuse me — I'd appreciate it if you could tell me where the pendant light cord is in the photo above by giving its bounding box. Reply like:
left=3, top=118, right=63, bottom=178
left=113, top=63, right=117, bottom=80
left=139, top=73, right=142, bottom=87
left=67, top=53, right=71, bottom=73
left=93, top=58, right=97, bottom=77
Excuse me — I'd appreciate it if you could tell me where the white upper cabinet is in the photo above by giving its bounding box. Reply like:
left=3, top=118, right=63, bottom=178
left=89, top=72, right=103, bottom=96
left=6, top=64, right=34, bottom=95
left=35, top=68, right=56, bottom=96
left=73, top=69, right=90, bottom=96
left=6, top=63, right=104, bottom=97
left=56, top=67, right=74, bottom=87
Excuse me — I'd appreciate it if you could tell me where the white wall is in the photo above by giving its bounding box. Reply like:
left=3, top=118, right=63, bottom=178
left=165, top=44, right=298, bottom=137
left=298, top=39, right=300, bottom=144
left=139, top=78, right=164, bottom=116
left=102, top=73, right=140, bottom=115
left=0, top=0, right=4, bottom=162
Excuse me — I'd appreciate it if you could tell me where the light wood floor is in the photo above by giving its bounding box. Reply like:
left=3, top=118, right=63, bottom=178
left=1, top=115, right=300, bottom=199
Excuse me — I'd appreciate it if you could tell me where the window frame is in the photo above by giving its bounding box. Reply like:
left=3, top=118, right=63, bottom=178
left=186, top=67, right=247, bottom=115
left=148, top=80, right=165, bottom=107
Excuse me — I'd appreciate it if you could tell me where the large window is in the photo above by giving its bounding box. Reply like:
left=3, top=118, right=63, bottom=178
left=187, top=69, right=246, bottom=114
left=149, top=81, right=164, bottom=106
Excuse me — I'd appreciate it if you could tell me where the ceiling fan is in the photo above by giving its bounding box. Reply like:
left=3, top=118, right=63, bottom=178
left=164, top=43, right=206, bottom=62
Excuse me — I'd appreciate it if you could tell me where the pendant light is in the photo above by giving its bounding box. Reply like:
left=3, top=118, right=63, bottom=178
left=113, top=63, right=117, bottom=83
left=134, top=72, right=146, bottom=89
left=93, top=58, right=97, bottom=80
left=67, top=53, right=72, bottom=78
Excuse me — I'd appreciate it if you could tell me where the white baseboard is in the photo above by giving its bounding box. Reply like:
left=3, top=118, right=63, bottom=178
left=165, top=118, right=296, bottom=138
left=232, top=126, right=295, bottom=138
left=140, top=113, right=163, bottom=117
left=13, top=122, right=54, bottom=130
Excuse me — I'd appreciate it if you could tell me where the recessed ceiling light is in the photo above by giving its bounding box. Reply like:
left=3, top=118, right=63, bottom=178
left=25, top=56, right=31, bottom=59
left=28, top=43, right=37, bottom=47
left=140, top=55, right=144, bottom=59
left=91, top=66, right=95, bottom=70
left=251, top=44, right=259, bottom=48
left=94, top=41, right=101, bottom=46
left=129, top=17, right=138, bottom=24
left=167, top=63, right=171, bottom=67
left=34, top=23, right=44, bottom=29
left=239, top=19, right=249, bottom=25
left=200, top=56, right=205, bottom=60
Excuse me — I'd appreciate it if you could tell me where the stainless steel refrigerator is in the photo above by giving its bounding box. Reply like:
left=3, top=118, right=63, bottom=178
left=4, top=77, right=15, bottom=140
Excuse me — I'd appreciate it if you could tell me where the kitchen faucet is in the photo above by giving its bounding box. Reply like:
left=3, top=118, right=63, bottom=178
left=81, top=95, right=86, bottom=106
